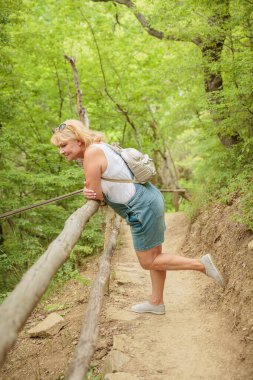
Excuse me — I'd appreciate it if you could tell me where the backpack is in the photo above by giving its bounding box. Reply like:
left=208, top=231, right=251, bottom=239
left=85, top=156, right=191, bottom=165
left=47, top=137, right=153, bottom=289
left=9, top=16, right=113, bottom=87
left=102, top=143, right=156, bottom=184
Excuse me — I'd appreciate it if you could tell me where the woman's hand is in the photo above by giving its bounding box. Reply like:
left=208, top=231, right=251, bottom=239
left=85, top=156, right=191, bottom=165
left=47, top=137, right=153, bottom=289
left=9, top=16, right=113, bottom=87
left=83, top=186, right=97, bottom=200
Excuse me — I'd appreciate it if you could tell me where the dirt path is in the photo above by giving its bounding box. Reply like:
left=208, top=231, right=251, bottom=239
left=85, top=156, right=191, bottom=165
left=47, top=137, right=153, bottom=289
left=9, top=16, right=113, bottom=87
left=0, top=212, right=251, bottom=380
left=103, top=213, right=250, bottom=379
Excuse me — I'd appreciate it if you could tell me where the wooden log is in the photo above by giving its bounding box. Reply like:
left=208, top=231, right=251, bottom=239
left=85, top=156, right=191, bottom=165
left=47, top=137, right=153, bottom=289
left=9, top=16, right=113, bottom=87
left=103, top=207, right=116, bottom=295
left=66, top=214, right=121, bottom=380
left=0, top=200, right=100, bottom=367
left=160, top=188, right=191, bottom=201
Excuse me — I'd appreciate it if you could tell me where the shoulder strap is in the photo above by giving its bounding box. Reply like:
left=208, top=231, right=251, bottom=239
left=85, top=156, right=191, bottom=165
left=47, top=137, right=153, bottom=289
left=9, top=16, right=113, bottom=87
left=102, top=143, right=139, bottom=183
left=104, top=143, right=122, bottom=155
left=102, top=177, right=139, bottom=183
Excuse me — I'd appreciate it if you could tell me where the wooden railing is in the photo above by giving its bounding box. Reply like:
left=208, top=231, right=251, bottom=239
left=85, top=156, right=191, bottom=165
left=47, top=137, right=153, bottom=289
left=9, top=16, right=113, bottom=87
left=0, top=201, right=121, bottom=380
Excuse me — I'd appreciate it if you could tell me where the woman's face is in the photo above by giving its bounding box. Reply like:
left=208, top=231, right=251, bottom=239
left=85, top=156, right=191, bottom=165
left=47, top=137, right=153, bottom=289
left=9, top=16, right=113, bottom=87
left=58, top=139, right=84, bottom=161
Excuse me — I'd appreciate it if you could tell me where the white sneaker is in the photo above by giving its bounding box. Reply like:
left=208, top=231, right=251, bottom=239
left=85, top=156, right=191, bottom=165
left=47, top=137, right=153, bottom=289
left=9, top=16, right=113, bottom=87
left=131, top=301, right=165, bottom=315
left=200, top=253, right=225, bottom=287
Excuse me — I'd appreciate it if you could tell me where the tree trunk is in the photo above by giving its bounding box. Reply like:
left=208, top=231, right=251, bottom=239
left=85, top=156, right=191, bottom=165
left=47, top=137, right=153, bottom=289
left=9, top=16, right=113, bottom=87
left=198, top=2, right=241, bottom=147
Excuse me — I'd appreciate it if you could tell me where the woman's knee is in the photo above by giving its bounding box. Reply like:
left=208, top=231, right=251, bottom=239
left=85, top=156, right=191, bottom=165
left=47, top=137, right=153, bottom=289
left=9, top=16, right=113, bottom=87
left=139, top=259, right=153, bottom=270
left=136, top=246, right=161, bottom=270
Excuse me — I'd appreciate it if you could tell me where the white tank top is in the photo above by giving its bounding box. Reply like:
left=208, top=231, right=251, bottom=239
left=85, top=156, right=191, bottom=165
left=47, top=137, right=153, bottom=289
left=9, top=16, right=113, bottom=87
left=91, top=143, right=136, bottom=204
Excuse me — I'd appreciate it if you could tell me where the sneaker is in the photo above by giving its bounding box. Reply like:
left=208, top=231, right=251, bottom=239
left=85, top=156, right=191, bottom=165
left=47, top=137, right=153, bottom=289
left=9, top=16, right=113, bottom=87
left=131, top=301, right=165, bottom=315
left=200, top=253, right=225, bottom=287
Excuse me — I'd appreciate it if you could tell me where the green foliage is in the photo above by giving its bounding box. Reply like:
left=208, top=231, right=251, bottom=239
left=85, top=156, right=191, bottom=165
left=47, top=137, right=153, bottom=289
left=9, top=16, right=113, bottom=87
left=1, top=0, right=253, bottom=301
left=0, top=207, right=105, bottom=300
left=183, top=135, right=253, bottom=229
left=44, top=302, right=70, bottom=313
left=84, top=365, right=102, bottom=380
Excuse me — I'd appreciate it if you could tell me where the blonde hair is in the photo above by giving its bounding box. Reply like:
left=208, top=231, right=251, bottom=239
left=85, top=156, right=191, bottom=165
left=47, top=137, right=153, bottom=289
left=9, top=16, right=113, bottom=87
left=51, top=119, right=106, bottom=146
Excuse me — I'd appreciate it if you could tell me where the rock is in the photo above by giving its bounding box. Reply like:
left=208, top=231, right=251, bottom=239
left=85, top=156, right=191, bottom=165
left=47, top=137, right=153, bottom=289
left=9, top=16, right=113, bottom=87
left=104, top=373, right=144, bottom=380
left=248, top=239, right=253, bottom=250
left=28, top=312, right=65, bottom=338
left=102, top=350, right=130, bottom=374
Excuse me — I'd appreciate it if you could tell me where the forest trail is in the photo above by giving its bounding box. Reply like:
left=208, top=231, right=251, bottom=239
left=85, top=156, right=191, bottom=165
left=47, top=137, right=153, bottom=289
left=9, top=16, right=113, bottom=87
left=104, top=213, right=249, bottom=380
left=0, top=213, right=251, bottom=380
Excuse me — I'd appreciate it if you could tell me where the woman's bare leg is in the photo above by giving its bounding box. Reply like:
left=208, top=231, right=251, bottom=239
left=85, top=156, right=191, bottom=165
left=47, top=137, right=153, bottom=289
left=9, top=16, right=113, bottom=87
left=149, top=269, right=166, bottom=305
left=136, top=245, right=205, bottom=272
left=135, top=245, right=205, bottom=305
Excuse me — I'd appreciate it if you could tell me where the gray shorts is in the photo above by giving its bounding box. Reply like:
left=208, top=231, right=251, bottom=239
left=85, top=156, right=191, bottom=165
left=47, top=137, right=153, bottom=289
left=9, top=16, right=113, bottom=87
left=105, top=183, right=166, bottom=251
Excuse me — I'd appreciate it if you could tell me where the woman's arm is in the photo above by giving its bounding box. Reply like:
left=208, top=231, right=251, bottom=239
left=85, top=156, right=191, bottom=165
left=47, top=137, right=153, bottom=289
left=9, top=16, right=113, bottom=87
left=83, top=146, right=107, bottom=201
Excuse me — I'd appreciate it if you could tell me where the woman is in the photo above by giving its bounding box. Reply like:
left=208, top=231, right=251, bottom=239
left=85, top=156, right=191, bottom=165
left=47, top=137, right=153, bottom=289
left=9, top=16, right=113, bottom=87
left=51, top=119, right=224, bottom=315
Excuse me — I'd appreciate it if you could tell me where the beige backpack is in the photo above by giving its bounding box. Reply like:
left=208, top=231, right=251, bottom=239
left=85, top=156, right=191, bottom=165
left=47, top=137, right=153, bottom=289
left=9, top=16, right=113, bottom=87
left=102, top=143, right=156, bottom=184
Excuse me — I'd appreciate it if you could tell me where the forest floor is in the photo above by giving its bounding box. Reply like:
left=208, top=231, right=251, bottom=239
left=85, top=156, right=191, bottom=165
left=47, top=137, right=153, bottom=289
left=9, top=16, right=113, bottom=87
left=0, top=211, right=253, bottom=379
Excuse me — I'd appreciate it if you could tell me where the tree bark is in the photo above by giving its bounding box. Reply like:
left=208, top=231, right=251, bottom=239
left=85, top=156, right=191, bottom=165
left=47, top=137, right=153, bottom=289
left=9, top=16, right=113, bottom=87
left=197, top=2, right=241, bottom=147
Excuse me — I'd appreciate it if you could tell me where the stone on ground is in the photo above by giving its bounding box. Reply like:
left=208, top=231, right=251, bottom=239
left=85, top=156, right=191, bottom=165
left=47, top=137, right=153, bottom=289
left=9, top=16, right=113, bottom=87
left=103, top=350, right=130, bottom=375
left=28, top=312, right=65, bottom=338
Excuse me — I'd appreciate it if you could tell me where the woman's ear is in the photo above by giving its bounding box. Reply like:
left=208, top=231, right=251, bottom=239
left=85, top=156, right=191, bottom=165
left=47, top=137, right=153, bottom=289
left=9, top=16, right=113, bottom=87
left=77, top=140, right=82, bottom=146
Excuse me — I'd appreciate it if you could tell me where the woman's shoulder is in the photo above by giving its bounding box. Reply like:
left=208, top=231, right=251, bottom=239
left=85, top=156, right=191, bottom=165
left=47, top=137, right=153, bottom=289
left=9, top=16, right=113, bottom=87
left=84, top=143, right=105, bottom=158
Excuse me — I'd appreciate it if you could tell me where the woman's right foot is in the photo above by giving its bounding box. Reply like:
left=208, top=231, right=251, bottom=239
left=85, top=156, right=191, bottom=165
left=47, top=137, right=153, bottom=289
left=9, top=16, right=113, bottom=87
left=131, top=301, right=165, bottom=315
left=200, top=253, right=225, bottom=286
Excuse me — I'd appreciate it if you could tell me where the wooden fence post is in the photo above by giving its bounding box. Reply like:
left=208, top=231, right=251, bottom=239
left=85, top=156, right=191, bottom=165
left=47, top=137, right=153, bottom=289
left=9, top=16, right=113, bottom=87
left=103, top=207, right=116, bottom=295
left=66, top=215, right=121, bottom=380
